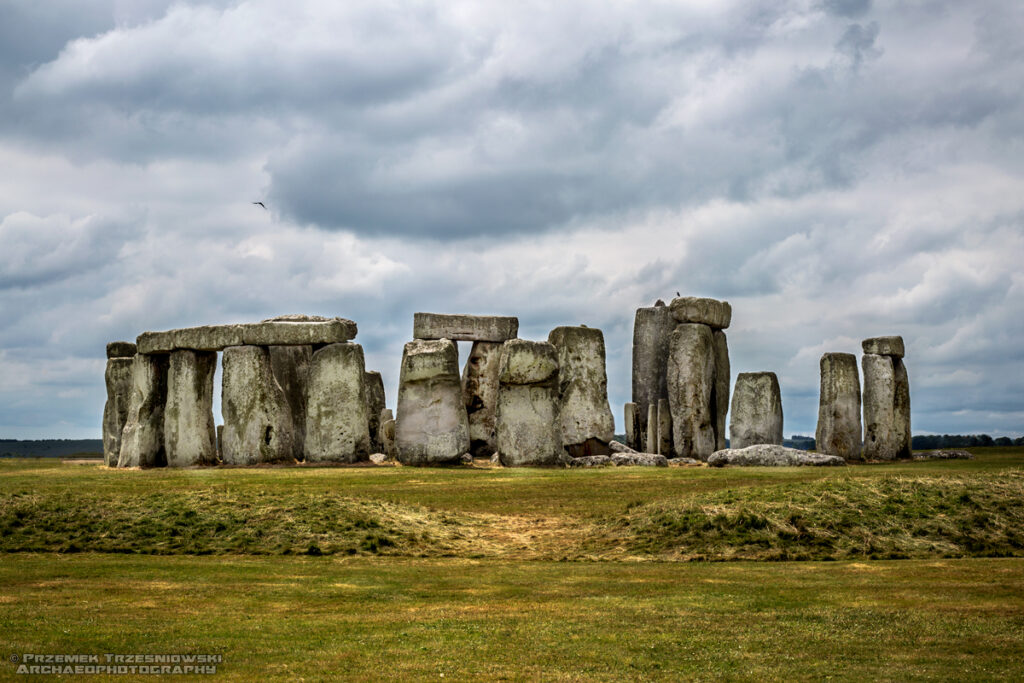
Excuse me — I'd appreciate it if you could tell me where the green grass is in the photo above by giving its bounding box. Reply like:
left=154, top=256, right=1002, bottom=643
left=2, top=447, right=1023, bottom=679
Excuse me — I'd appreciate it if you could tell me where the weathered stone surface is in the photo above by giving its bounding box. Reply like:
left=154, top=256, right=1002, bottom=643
left=106, top=341, right=137, bottom=359
left=645, top=402, right=658, bottom=454
left=262, top=314, right=334, bottom=323
left=163, top=350, right=218, bottom=467
left=496, top=340, right=563, bottom=467
left=608, top=440, right=637, bottom=454
left=269, top=345, right=312, bottom=457
left=380, top=417, right=396, bottom=460
left=611, top=453, right=669, bottom=467
left=413, top=313, right=518, bottom=342
left=862, top=336, right=905, bottom=358
left=708, top=445, right=846, bottom=467
left=669, top=297, right=732, bottom=329
left=102, top=357, right=134, bottom=466
left=667, top=457, right=702, bottom=466
left=549, top=326, right=615, bottom=452
left=712, top=330, right=730, bottom=451
left=216, top=425, right=223, bottom=458
left=118, top=354, right=169, bottom=468
left=369, top=453, right=389, bottom=464
left=631, top=303, right=674, bottom=448
left=396, top=339, right=469, bottom=466
left=657, top=398, right=673, bottom=456
left=460, top=453, right=474, bottom=465
left=624, top=402, right=641, bottom=451
left=137, top=318, right=357, bottom=354
left=862, top=353, right=911, bottom=460
left=729, top=372, right=784, bottom=449
left=489, top=452, right=501, bottom=465
left=364, top=370, right=386, bottom=453
left=816, top=353, right=862, bottom=461
left=221, top=345, right=298, bottom=465
left=913, top=449, right=973, bottom=460
left=569, top=455, right=613, bottom=467
left=667, top=323, right=716, bottom=460
left=381, top=408, right=394, bottom=424
left=304, top=343, right=370, bottom=463
left=461, top=341, right=503, bottom=457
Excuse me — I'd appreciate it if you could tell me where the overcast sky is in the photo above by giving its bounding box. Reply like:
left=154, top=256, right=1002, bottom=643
left=1, top=0, right=1021, bottom=440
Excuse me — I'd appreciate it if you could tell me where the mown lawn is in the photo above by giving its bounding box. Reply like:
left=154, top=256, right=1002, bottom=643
left=1, top=448, right=1022, bottom=679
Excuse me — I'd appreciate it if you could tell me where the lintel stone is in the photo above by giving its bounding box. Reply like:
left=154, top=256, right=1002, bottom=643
left=862, top=336, right=905, bottom=358
left=136, top=319, right=357, bottom=354
left=669, top=297, right=732, bottom=329
left=106, top=341, right=137, bottom=358
left=413, top=313, right=518, bottom=342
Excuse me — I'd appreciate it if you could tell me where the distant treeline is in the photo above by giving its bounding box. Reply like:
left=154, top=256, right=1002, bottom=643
left=911, top=434, right=1023, bottom=449
left=0, top=439, right=103, bottom=458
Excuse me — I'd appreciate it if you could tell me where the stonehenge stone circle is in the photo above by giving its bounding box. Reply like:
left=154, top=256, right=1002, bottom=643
left=461, top=341, right=503, bottom=457
left=631, top=302, right=675, bottom=450
left=549, top=326, right=615, bottom=456
left=269, top=345, right=312, bottom=457
left=667, top=323, right=716, bottom=460
left=862, top=336, right=911, bottom=460
left=221, top=345, right=298, bottom=465
left=495, top=339, right=563, bottom=466
left=395, top=339, right=469, bottom=465
left=102, top=355, right=134, bottom=466
left=137, top=318, right=357, bottom=354
left=118, top=353, right=169, bottom=468
left=363, top=370, right=386, bottom=453
left=304, top=343, right=371, bottom=463
left=669, top=296, right=732, bottom=329
left=413, top=313, right=518, bottom=342
left=816, top=352, right=862, bottom=461
left=729, top=372, right=784, bottom=449
left=163, top=349, right=219, bottom=467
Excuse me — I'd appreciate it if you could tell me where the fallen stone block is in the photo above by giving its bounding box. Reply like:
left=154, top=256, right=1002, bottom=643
left=137, top=318, right=357, bottom=354
left=669, top=296, right=732, bottom=329
left=667, top=457, right=703, bottom=466
left=729, top=372, right=784, bottom=449
left=413, top=313, right=518, bottom=342
left=369, top=452, right=389, bottom=465
left=608, top=439, right=637, bottom=454
left=305, top=343, right=371, bottom=463
left=862, top=335, right=905, bottom=358
left=396, top=339, right=469, bottom=465
left=708, top=445, right=846, bottom=467
left=569, top=455, right=613, bottom=467
left=611, top=453, right=669, bottom=467
left=912, top=449, right=974, bottom=460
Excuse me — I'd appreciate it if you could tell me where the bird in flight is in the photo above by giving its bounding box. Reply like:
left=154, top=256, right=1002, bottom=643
left=252, top=202, right=267, bottom=209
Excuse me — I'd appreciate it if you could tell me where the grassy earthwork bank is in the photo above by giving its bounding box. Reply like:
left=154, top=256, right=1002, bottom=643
left=1, top=447, right=1023, bottom=679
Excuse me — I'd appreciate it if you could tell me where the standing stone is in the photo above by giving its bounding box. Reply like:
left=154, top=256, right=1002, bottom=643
left=863, top=342, right=912, bottom=461
left=221, top=345, right=298, bottom=465
left=667, top=323, right=716, bottom=460
left=657, top=398, right=673, bottom=456
left=645, top=403, right=658, bottom=454
left=495, top=339, right=563, bottom=466
left=729, top=372, right=784, bottom=449
left=816, top=353, right=862, bottom=461
left=380, top=409, right=397, bottom=460
left=712, top=330, right=730, bottom=452
left=102, top=357, right=134, bottom=466
left=269, top=345, right=311, bottom=458
left=216, top=425, right=223, bottom=458
left=631, top=302, right=675, bottom=450
left=624, top=403, right=640, bottom=452
left=461, top=341, right=503, bottom=457
left=163, top=350, right=218, bottom=467
left=395, top=339, right=469, bottom=466
left=118, top=353, right=169, bottom=468
left=364, top=370, right=386, bottom=453
left=894, top=358, right=911, bottom=460
left=548, top=326, right=615, bottom=456
left=304, top=343, right=371, bottom=463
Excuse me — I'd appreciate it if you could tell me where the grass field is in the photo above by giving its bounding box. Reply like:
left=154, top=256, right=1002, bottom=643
left=2, top=448, right=1023, bottom=679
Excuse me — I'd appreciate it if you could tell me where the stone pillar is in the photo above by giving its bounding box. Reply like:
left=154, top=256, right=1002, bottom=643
left=548, top=326, right=615, bottom=457
left=395, top=339, right=469, bottom=465
left=461, top=341, right=503, bottom=457
left=729, top=372, right=784, bottom=449
left=862, top=336, right=911, bottom=460
left=816, top=352, right=862, bottom=461
left=364, top=370, right=386, bottom=453
left=631, top=302, right=674, bottom=449
left=118, top=353, right=169, bottom=468
left=624, top=403, right=640, bottom=452
left=645, top=403, right=658, bottom=454
left=667, top=323, right=716, bottom=459
left=495, top=339, right=563, bottom=466
left=657, top=398, right=673, bottom=456
left=164, top=349, right=218, bottom=467
left=102, top=342, right=136, bottom=467
left=380, top=408, right=397, bottom=460
left=269, top=345, right=311, bottom=459
left=712, top=330, right=730, bottom=452
left=301, top=343, right=371, bottom=463
left=221, top=345, right=298, bottom=465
